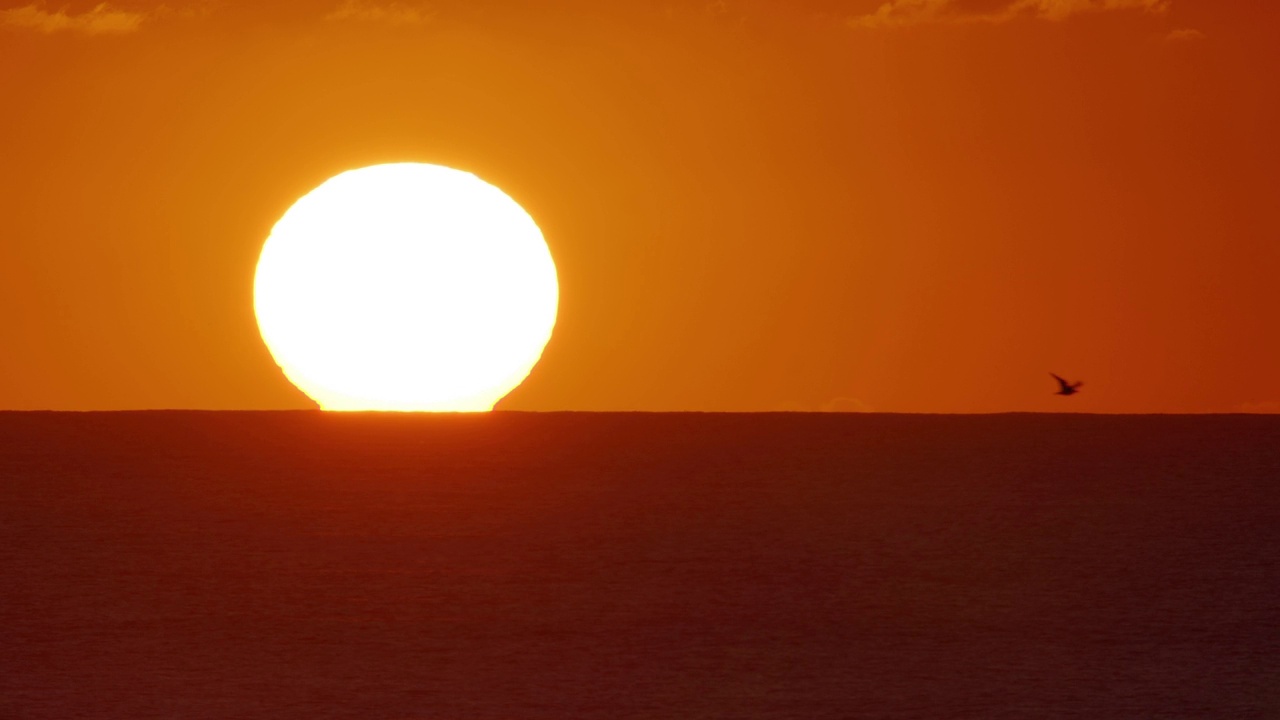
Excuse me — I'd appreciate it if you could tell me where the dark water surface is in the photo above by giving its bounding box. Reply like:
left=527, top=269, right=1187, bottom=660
left=1, top=412, right=1277, bottom=719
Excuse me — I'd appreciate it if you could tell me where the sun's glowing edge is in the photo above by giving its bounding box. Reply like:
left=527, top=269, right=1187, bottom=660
left=252, top=163, right=559, bottom=412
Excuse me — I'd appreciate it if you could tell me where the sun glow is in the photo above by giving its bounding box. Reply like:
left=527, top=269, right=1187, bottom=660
left=253, top=163, right=559, bottom=411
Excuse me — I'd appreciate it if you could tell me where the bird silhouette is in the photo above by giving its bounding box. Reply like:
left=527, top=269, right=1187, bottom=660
left=1051, top=373, right=1083, bottom=396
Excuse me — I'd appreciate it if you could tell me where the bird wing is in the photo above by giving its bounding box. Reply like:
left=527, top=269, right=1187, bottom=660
left=1071, top=381, right=1084, bottom=389
left=1050, top=373, right=1071, bottom=391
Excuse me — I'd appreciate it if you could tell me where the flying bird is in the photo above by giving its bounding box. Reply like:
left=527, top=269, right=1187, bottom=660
left=1051, top=373, right=1083, bottom=396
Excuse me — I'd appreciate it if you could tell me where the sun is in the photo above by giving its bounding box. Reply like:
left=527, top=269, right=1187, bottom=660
left=253, top=163, right=559, bottom=411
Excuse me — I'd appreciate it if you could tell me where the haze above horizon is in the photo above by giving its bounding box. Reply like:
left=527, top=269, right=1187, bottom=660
left=1, top=1, right=1275, bottom=413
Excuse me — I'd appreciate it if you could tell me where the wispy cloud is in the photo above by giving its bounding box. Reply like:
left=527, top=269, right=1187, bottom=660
left=851, top=0, right=1170, bottom=29
left=1013, top=0, right=1169, bottom=22
left=850, top=0, right=958, bottom=29
left=324, top=0, right=434, bottom=25
left=1164, top=27, right=1204, bottom=42
left=0, top=3, right=149, bottom=34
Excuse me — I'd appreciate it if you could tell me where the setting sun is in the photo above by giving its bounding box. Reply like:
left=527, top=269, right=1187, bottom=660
left=4, top=3, right=1279, bottom=718
left=253, top=163, right=558, bottom=411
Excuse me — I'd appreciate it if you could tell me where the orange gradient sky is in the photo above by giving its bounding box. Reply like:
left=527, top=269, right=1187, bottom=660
left=1, top=0, right=1276, bottom=412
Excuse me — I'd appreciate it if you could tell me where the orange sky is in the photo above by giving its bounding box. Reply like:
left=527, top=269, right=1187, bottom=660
left=1, top=0, right=1276, bottom=412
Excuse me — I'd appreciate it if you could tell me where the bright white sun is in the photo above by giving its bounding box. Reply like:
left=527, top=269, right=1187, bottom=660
left=254, top=163, right=558, bottom=411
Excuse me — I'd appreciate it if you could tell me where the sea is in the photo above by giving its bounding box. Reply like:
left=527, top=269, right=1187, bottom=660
left=1, top=411, right=1276, bottom=719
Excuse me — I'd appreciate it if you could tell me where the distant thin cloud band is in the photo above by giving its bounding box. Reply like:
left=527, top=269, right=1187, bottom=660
left=851, top=0, right=1171, bottom=29
left=0, top=3, right=147, bottom=35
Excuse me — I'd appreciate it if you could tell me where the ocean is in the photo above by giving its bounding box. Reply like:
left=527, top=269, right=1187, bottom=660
left=1, top=412, right=1276, bottom=719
